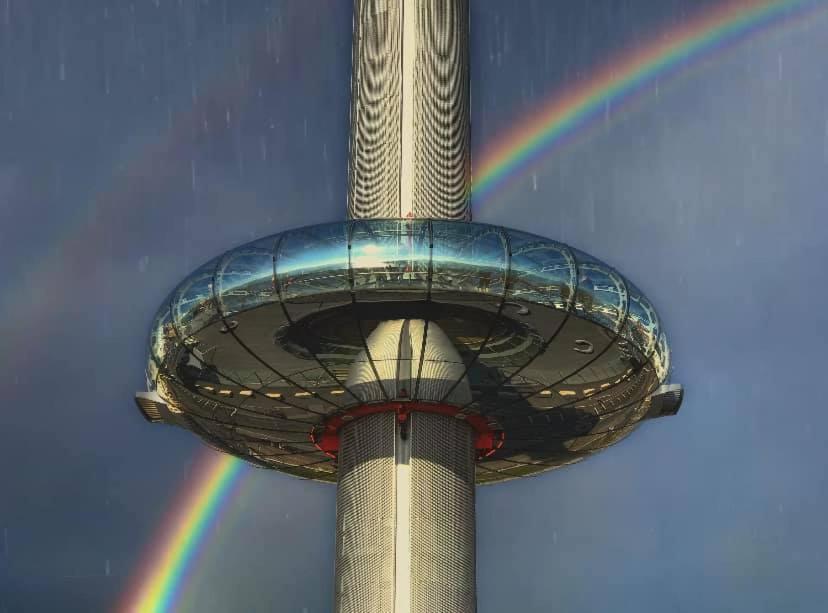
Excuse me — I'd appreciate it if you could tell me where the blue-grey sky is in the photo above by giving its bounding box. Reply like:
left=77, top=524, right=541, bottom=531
left=1, top=1, right=827, bottom=611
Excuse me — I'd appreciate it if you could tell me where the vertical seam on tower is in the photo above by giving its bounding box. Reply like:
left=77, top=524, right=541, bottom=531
left=399, top=0, right=416, bottom=218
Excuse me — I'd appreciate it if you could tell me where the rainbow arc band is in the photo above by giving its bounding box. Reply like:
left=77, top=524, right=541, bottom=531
left=472, top=0, right=826, bottom=204
left=311, top=402, right=505, bottom=460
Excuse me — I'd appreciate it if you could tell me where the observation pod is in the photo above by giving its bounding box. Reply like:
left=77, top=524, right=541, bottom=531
left=135, top=1, right=683, bottom=611
left=140, top=219, right=679, bottom=483
left=138, top=220, right=682, bottom=609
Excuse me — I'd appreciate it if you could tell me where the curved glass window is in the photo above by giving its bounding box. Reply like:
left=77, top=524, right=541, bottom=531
left=171, top=258, right=220, bottom=338
left=507, top=230, right=576, bottom=311
left=276, top=222, right=349, bottom=301
left=275, top=224, right=358, bottom=400
left=350, top=219, right=430, bottom=300
left=216, top=238, right=278, bottom=316
left=467, top=230, right=575, bottom=400
left=147, top=297, right=176, bottom=390
left=431, top=221, right=507, bottom=298
left=621, top=282, right=660, bottom=360
left=571, top=249, right=628, bottom=334
left=653, top=331, right=671, bottom=382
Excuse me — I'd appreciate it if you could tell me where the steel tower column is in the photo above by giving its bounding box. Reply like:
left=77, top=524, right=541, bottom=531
left=346, top=0, right=471, bottom=220
left=335, top=411, right=476, bottom=613
left=337, top=1, right=475, bottom=610
left=334, top=318, right=477, bottom=612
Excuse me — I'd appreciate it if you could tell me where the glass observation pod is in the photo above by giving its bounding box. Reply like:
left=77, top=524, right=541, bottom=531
left=143, top=220, right=674, bottom=484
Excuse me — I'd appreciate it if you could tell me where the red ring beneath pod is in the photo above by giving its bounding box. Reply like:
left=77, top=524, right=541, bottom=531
left=310, top=402, right=505, bottom=460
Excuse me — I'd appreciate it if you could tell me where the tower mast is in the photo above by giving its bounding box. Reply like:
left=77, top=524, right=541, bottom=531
left=336, top=2, right=475, bottom=612
left=347, top=0, right=471, bottom=221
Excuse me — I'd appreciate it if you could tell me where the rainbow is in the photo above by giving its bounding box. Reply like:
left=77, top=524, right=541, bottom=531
left=119, top=452, right=246, bottom=613
left=116, top=1, right=825, bottom=610
left=472, top=0, right=826, bottom=204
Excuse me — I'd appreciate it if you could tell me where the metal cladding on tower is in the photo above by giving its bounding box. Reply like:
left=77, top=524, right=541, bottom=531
left=347, top=0, right=471, bottom=220
left=336, top=320, right=476, bottom=611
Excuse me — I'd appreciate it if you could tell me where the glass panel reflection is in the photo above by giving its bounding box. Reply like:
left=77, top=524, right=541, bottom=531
left=350, top=219, right=430, bottom=300
left=172, top=338, right=238, bottom=390
left=430, top=222, right=508, bottom=387
left=147, top=297, right=176, bottom=390
left=506, top=230, right=576, bottom=311
left=653, top=331, right=671, bottom=382
left=466, top=230, right=576, bottom=402
left=431, top=221, right=507, bottom=298
left=571, top=249, right=628, bottom=334
left=621, top=281, right=660, bottom=361
left=172, top=258, right=220, bottom=338
left=277, top=224, right=361, bottom=401
left=216, top=237, right=278, bottom=316
left=276, top=223, right=350, bottom=301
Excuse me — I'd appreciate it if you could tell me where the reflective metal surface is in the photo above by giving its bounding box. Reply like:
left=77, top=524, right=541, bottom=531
left=144, top=219, right=672, bottom=483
